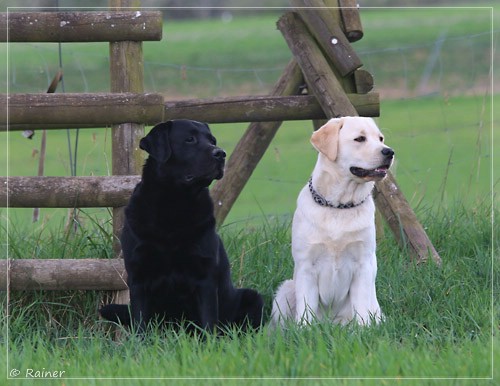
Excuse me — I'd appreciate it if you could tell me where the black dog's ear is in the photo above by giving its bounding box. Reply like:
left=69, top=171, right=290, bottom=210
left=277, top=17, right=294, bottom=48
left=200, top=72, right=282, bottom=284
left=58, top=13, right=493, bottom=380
left=139, top=121, right=173, bottom=163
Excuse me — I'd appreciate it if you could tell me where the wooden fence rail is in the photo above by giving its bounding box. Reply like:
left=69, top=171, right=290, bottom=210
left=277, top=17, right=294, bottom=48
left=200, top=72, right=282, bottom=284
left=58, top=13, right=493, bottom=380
left=163, top=93, right=378, bottom=123
left=1, top=92, right=379, bottom=130
left=1, top=176, right=140, bottom=208
left=0, top=259, right=127, bottom=291
left=0, top=11, right=163, bottom=42
left=3, top=93, right=164, bottom=127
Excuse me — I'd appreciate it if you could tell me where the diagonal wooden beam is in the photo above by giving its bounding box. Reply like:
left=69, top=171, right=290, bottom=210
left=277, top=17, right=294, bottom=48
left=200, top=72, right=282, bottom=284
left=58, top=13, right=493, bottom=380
left=289, top=0, right=362, bottom=76
left=211, top=60, right=304, bottom=225
left=279, top=12, right=357, bottom=116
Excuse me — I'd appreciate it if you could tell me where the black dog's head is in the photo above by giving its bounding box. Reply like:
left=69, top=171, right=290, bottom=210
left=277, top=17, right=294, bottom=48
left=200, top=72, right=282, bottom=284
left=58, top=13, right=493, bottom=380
left=139, top=120, right=226, bottom=187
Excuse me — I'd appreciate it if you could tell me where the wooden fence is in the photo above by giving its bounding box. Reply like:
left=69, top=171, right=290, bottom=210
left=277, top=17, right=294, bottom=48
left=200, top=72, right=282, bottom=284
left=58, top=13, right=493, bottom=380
left=1, top=0, right=440, bottom=293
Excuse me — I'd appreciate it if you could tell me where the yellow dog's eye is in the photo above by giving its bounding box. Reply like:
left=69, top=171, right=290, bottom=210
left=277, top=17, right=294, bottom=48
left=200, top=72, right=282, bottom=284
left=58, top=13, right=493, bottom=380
left=354, top=136, right=366, bottom=142
left=379, top=136, right=384, bottom=142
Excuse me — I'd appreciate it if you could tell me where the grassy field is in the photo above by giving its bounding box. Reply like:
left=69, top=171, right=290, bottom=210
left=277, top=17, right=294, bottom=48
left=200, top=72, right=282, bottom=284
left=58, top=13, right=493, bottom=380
left=1, top=200, right=497, bottom=383
left=1, top=5, right=498, bottom=384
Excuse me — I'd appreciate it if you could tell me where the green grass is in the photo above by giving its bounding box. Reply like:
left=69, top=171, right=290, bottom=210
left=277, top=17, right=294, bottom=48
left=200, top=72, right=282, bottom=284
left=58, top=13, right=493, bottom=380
left=1, top=200, right=497, bottom=382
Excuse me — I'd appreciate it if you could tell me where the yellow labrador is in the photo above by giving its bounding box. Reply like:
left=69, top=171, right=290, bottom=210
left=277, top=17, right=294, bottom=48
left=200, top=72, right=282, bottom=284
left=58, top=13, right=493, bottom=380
left=271, top=117, right=394, bottom=327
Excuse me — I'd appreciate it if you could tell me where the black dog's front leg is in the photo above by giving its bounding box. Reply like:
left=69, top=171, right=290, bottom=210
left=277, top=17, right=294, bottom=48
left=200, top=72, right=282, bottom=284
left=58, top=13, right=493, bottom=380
left=197, top=280, right=218, bottom=332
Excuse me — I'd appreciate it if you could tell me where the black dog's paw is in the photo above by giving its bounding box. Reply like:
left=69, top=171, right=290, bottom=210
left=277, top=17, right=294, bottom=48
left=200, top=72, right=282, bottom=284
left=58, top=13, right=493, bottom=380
left=99, top=304, right=131, bottom=325
left=235, top=289, right=265, bottom=330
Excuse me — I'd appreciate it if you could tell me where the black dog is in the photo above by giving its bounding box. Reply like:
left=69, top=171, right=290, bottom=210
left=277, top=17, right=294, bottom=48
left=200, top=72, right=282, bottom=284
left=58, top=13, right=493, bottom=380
left=100, top=120, right=264, bottom=333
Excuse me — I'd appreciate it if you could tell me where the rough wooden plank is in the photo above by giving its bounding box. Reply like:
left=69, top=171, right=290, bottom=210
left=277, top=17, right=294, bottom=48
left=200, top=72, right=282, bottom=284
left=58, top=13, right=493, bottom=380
left=211, top=60, right=305, bottom=225
left=3, top=93, right=164, bottom=127
left=2, top=93, right=379, bottom=130
left=0, top=11, right=162, bottom=42
left=0, top=176, right=140, bottom=208
left=0, top=259, right=127, bottom=291
left=290, top=0, right=362, bottom=76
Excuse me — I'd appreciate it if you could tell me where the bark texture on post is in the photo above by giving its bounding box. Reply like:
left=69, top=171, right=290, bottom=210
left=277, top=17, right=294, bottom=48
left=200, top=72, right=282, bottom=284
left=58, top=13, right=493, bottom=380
left=109, top=0, right=145, bottom=305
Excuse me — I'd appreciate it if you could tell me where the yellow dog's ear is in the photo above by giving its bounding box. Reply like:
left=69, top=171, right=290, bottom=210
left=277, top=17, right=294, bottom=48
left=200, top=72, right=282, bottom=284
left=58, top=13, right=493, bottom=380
left=310, top=118, right=344, bottom=162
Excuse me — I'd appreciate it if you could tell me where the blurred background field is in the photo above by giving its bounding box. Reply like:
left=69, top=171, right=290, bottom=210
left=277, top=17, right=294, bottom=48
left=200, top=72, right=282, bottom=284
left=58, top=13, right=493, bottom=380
left=1, top=3, right=497, bottom=228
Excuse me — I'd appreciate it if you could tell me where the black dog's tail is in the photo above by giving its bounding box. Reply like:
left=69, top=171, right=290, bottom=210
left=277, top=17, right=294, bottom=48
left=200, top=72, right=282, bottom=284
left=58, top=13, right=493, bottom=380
left=99, top=304, right=131, bottom=326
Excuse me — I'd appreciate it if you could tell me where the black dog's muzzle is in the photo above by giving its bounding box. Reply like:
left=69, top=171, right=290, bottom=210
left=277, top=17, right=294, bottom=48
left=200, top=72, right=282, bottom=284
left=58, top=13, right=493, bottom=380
left=212, top=148, right=226, bottom=161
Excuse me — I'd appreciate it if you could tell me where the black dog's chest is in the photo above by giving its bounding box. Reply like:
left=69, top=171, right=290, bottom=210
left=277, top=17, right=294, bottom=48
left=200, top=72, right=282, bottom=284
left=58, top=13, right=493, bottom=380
left=130, top=241, right=217, bottom=278
left=128, top=239, right=220, bottom=320
left=147, top=251, right=213, bottom=293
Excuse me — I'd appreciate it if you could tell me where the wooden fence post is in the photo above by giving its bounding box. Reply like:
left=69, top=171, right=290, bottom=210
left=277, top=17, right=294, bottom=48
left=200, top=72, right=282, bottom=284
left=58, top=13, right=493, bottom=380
left=109, top=0, right=145, bottom=304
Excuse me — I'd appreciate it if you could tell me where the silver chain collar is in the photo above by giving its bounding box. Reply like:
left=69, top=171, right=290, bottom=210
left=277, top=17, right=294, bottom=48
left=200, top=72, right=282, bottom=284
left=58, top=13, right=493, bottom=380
left=308, top=177, right=368, bottom=209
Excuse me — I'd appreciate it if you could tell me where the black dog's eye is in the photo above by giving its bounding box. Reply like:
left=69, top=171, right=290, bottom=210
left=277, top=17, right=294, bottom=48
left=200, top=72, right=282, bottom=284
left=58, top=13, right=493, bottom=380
left=354, top=136, right=366, bottom=143
left=185, top=136, right=196, bottom=144
left=210, top=136, right=217, bottom=145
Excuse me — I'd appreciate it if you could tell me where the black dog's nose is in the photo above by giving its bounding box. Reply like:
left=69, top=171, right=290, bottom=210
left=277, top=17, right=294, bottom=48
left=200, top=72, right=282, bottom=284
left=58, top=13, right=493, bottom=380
left=382, top=147, right=395, bottom=158
left=212, top=148, right=226, bottom=160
